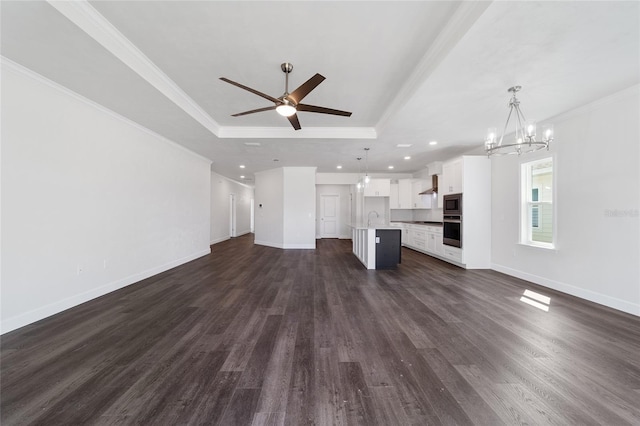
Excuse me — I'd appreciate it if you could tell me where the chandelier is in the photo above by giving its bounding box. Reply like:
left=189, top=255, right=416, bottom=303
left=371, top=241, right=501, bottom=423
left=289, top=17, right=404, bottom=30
left=485, top=86, right=553, bottom=156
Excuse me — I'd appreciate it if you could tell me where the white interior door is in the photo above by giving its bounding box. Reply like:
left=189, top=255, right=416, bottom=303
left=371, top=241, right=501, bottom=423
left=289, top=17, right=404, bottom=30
left=320, top=195, right=339, bottom=238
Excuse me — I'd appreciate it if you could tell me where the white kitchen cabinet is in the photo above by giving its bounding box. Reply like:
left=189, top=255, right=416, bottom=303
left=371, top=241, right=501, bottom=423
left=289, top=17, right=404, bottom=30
left=411, top=179, right=432, bottom=209
left=389, top=183, right=399, bottom=208
left=411, top=227, right=427, bottom=251
left=439, top=158, right=463, bottom=206
left=443, top=246, right=463, bottom=264
left=434, top=232, right=444, bottom=256
left=398, top=179, right=413, bottom=209
left=398, top=156, right=490, bottom=269
left=401, top=226, right=409, bottom=245
left=425, top=225, right=443, bottom=256
left=364, top=178, right=391, bottom=197
left=426, top=232, right=436, bottom=253
left=440, top=155, right=491, bottom=268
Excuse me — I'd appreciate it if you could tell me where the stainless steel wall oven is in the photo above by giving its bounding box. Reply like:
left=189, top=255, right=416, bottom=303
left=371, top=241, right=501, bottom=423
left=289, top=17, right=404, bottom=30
left=443, top=193, right=462, bottom=248
left=443, top=215, right=462, bottom=248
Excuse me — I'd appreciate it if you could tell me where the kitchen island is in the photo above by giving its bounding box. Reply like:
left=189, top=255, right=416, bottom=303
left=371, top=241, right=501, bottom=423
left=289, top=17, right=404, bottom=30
left=351, top=225, right=401, bottom=270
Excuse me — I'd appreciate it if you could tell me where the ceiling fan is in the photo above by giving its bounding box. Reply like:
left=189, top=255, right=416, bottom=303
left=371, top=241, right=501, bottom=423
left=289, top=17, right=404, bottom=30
left=220, top=63, right=352, bottom=130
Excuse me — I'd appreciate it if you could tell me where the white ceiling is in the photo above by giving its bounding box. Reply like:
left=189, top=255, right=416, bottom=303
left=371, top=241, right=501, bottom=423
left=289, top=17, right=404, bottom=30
left=2, top=1, right=638, bottom=183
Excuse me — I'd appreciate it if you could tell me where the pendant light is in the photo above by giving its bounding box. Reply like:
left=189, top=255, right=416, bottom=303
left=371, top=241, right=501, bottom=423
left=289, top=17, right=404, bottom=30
left=356, top=157, right=363, bottom=193
left=364, top=148, right=370, bottom=186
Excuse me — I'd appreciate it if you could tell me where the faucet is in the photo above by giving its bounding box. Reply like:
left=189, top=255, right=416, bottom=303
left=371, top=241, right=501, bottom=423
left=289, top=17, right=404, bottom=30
left=367, top=210, right=379, bottom=227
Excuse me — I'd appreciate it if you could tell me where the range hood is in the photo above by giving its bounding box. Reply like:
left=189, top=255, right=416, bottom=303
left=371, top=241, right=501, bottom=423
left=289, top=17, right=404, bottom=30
left=419, top=175, right=438, bottom=195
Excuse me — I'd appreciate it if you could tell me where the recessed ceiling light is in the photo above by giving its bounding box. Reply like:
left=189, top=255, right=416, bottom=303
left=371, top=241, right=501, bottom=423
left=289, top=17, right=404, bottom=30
left=429, top=141, right=438, bottom=145
left=239, top=165, right=245, bottom=169
left=336, top=165, right=342, bottom=169
left=240, top=175, right=245, bottom=179
left=396, top=144, right=412, bottom=148
left=404, top=156, right=411, bottom=160
left=244, top=142, right=261, bottom=146
left=273, top=159, right=279, bottom=162
left=388, top=165, right=394, bottom=169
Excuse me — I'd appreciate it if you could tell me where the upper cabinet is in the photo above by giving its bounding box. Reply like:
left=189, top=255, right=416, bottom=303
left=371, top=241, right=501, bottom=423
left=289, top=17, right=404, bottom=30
left=389, top=179, right=413, bottom=208
left=441, top=158, right=463, bottom=194
left=439, top=158, right=463, bottom=207
left=364, top=178, right=390, bottom=197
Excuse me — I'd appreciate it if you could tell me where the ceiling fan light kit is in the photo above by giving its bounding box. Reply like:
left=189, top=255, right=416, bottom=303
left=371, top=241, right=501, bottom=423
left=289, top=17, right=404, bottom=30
left=484, top=86, right=554, bottom=157
left=276, top=100, right=296, bottom=117
left=220, top=62, right=352, bottom=130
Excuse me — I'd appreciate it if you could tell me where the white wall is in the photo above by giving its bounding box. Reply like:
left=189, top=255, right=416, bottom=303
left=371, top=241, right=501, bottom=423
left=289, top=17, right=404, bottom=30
left=210, top=172, right=253, bottom=244
left=491, top=85, right=640, bottom=316
left=1, top=62, right=212, bottom=333
left=316, top=184, right=352, bottom=238
left=254, top=168, right=284, bottom=248
left=254, top=167, right=316, bottom=249
left=283, top=167, right=316, bottom=249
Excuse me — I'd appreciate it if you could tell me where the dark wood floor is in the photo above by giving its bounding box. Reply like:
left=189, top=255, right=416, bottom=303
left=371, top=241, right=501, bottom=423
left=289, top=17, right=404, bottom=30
left=2, top=235, right=640, bottom=425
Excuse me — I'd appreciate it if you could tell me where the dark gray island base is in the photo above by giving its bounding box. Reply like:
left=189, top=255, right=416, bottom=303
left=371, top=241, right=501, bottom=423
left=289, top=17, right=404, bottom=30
left=352, top=226, right=402, bottom=269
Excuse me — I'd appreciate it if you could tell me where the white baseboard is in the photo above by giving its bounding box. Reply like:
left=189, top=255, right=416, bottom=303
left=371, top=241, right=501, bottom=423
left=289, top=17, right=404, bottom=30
left=283, top=243, right=316, bottom=249
left=491, top=263, right=640, bottom=317
left=210, top=236, right=230, bottom=245
left=254, top=240, right=284, bottom=249
left=0, top=248, right=212, bottom=335
left=210, top=230, right=252, bottom=246
left=254, top=240, right=315, bottom=249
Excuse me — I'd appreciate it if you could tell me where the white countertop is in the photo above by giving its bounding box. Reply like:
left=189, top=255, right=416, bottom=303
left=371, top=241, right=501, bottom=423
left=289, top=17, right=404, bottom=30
left=349, top=223, right=401, bottom=230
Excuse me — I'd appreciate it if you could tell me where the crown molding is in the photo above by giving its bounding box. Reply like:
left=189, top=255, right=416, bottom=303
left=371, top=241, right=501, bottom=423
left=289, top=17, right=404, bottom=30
left=375, top=1, right=493, bottom=133
left=218, top=126, right=377, bottom=139
left=46, top=0, right=222, bottom=136
left=45, top=0, right=381, bottom=142
left=2, top=56, right=212, bottom=165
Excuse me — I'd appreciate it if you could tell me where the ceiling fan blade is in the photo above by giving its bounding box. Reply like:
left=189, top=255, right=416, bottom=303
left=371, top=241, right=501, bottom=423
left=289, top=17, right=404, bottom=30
left=288, top=73, right=325, bottom=104
left=297, top=103, right=352, bottom=117
left=231, top=106, right=277, bottom=117
left=287, top=113, right=301, bottom=130
left=220, top=77, right=281, bottom=104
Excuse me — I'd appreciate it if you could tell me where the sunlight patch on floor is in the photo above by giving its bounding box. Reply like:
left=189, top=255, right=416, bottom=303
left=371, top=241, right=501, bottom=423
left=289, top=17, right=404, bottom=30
left=520, top=289, right=551, bottom=312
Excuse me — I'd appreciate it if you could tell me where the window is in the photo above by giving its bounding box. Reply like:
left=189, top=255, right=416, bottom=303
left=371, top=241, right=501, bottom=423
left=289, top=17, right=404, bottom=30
left=521, top=157, right=554, bottom=248
left=531, top=189, right=539, bottom=228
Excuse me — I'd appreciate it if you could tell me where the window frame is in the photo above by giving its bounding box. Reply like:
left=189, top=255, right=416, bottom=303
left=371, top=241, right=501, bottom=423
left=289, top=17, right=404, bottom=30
left=520, top=156, right=556, bottom=249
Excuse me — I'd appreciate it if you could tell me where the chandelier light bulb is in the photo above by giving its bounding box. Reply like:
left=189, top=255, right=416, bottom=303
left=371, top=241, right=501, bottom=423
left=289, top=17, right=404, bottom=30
left=525, top=120, right=537, bottom=138
left=542, top=124, right=554, bottom=142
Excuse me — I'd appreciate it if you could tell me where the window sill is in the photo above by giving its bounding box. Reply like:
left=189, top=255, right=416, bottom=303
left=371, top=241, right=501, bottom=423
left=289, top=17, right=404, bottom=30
left=518, top=242, right=557, bottom=251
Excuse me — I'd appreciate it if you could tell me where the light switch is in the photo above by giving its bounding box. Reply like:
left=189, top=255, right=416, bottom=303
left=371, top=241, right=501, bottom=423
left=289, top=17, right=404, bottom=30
left=376, top=237, right=380, bottom=243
